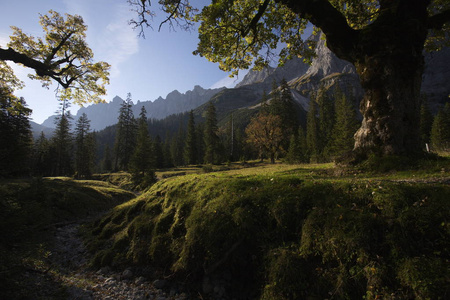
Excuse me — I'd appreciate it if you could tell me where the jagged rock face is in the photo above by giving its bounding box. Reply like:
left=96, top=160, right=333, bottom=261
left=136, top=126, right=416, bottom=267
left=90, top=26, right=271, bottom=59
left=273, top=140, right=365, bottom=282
left=236, top=57, right=310, bottom=91
left=41, top=86, right=224, bottom=131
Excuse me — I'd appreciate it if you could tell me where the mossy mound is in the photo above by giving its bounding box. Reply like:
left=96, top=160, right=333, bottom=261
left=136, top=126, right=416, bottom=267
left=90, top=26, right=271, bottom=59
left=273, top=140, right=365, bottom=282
left=86, top=169, right=450, bottom=299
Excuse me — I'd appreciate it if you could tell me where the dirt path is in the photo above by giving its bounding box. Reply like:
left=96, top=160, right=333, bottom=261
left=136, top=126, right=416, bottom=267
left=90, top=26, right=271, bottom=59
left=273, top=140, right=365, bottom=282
left=41, top=221, right=187, bottom=300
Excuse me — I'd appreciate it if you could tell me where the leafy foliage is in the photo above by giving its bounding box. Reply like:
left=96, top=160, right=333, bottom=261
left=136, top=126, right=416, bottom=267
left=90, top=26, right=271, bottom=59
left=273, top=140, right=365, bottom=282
left=1, top=10, right=110, bottom=104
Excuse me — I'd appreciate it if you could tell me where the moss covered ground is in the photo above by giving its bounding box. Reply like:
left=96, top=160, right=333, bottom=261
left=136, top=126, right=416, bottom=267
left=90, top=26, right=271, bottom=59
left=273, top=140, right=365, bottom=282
left=85, top=160, right=450, bottom=299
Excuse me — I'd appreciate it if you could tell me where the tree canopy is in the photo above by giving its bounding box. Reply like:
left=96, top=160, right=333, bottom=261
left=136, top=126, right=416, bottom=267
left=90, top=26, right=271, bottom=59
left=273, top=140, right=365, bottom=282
left=0, top=10, right=110, bottom=105
left=131, top=0, right=449, bottom=72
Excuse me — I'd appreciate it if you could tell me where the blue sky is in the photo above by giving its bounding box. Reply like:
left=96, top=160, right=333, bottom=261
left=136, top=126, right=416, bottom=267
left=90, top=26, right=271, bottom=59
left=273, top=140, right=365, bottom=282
left=0, top=0, right=245, bottom=124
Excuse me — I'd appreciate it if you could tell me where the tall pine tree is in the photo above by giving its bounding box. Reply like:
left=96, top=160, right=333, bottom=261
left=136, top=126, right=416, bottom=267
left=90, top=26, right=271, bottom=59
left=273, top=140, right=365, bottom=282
left=204, top=102, right=221, bottom=164
left=50, top=99, right=73, bottom=176
left=306, top=100, right=320, bottom=163
left=419, top=99, right=434, bottom=149
left=74, top=113, right=95, bottom=178
left=430, top=103, right=450, bottom=152
left=184, top=110, right=198, bottom=165
left=114, top=93, right=137, bottom=171
left=0, top=91, right=32, bottom=177
left=329, top=88, right=360, bottom=158
left=129, top=106, right=155, bottom=187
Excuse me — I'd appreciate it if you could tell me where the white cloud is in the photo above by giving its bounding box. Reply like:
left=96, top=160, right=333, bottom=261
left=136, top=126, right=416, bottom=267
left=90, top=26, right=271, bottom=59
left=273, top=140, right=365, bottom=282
left=97, top=4, right=139, bottom=78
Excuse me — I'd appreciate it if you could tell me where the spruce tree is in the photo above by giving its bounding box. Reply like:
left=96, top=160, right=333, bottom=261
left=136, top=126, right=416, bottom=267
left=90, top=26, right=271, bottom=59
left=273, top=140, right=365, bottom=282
left=184, top=110, right=198, bottom=165
left=0, top=92, right=33, bottom=177
left=317, top=89, right=335, bottom=159
left=419, top=99, right=434, bottom=149
left=153, top=135, right=165, bottom=169
left=329, top=88, right=360, bottom=158
left=430, top=103, right=450, bottom=152
left=306, top=100, right=320, bottom=162
left=268, top=79, right=298, bottom=150
left=204, top=102, right=221, bottom=164
left=129, top=106, right=155, bottom=186
left=74, top=113, right=95, bottom=178
left=102, top=144, right=113, bottom=172
left=51, top=99, right=73, bottom=176
left=114, top=93, right=137, bottom=171
left=286, top=126, right=308, bottom=164
left=32, top=132, right=51, bottom=176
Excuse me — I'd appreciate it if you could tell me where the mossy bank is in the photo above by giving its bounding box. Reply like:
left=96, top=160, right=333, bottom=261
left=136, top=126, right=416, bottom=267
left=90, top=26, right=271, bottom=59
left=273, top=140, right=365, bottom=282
left=86, top=164, right=450, bottom=299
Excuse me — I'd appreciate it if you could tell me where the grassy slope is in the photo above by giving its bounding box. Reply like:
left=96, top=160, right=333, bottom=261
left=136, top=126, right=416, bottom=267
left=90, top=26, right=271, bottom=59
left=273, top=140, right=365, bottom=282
left=86, top=162, right=450, bottom=299
left=0, top=177, right=135, bottom=299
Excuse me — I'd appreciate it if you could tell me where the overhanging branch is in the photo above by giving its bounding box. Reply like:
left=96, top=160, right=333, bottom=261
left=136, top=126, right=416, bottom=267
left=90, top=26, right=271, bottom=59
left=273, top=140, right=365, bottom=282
left=0, top=47, right=56, bottom=78
left=276, top=0, right=358, bottom=62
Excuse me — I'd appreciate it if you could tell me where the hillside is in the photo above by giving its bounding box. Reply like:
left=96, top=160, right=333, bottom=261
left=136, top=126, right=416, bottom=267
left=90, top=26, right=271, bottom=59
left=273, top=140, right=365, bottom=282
left=85, top=161, right=450, bottom=299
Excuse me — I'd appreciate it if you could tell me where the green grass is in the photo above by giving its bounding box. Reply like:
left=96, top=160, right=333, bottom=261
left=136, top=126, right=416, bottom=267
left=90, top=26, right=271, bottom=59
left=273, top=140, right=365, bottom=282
left=85, top=161, right=450, bottom=299
left=0, top=177, right=135, bottom=300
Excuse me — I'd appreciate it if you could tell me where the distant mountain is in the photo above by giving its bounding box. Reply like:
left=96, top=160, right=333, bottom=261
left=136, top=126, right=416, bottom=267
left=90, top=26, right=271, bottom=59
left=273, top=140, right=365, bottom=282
left=41, top=86, right=224, bottom=131
left=30, top=121, right=54, bottom=139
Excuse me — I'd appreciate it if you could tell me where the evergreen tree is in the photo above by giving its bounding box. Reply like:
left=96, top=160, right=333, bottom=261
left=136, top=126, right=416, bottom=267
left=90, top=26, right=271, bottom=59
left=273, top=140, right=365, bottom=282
left=430, top=103, right=450, bottom=152
left=268, top=79, right=298, bottom=150
left=419, top=99, right=434, bottom=149
left=102, top=144, right=113, bottom=172
left=317, top=89, right=335, bottom=159
left=204, top=102, right=221, bottom=164
left=114, top=93, right=137, bottom=171
left=50, top=99, right=73, bottom=176
left=286, top=126, right=308, bottom=164
left=153, top=135, right=165, bottom=169
left=306, top=100, right=320, bottom=162
left=0, top=91, right=33, bottom=177
left=184, top=110, right=198, bottom=165
left=196, top=122, right=205, bottom=164
left=171, top=122, right=185, bottom=166
left=32, top=132, right=51, bottom=176
left=129, top=106, right=155, bottom=187
left=74, top=113, right=95, bottom=178
left=329, top=88, right=360, bottom=158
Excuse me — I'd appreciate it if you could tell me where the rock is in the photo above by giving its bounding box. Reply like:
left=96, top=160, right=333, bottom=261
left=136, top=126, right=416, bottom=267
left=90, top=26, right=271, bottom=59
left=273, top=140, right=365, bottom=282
left=153, top=279, right=167, bottom=289
left=96, top=266, right=111, bottom=275
left=122, top=269, right=133, bottom=279
left=135, top=276, right=146, bottom=285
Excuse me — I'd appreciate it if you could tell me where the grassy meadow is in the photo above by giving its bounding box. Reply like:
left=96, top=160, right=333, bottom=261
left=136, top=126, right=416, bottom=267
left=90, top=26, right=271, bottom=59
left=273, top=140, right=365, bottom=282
left=84, top=159, right=450, bottom=299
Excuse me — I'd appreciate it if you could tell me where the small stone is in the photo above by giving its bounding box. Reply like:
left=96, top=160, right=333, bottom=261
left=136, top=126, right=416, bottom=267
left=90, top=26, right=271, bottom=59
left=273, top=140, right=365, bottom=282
left=122, top=269, right=133, bottom=279
left=97, top=266, right=111, bottom=275
left=135, top=276, right=146, bottom=284
left=153, top=279, right=167, bottom=289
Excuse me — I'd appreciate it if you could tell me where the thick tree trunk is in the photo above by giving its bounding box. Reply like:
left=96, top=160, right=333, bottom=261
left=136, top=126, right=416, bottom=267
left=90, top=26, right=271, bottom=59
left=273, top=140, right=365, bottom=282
left=349, top=2, right=430, bottom=158
left=353, top=52, right=424, bottom=156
